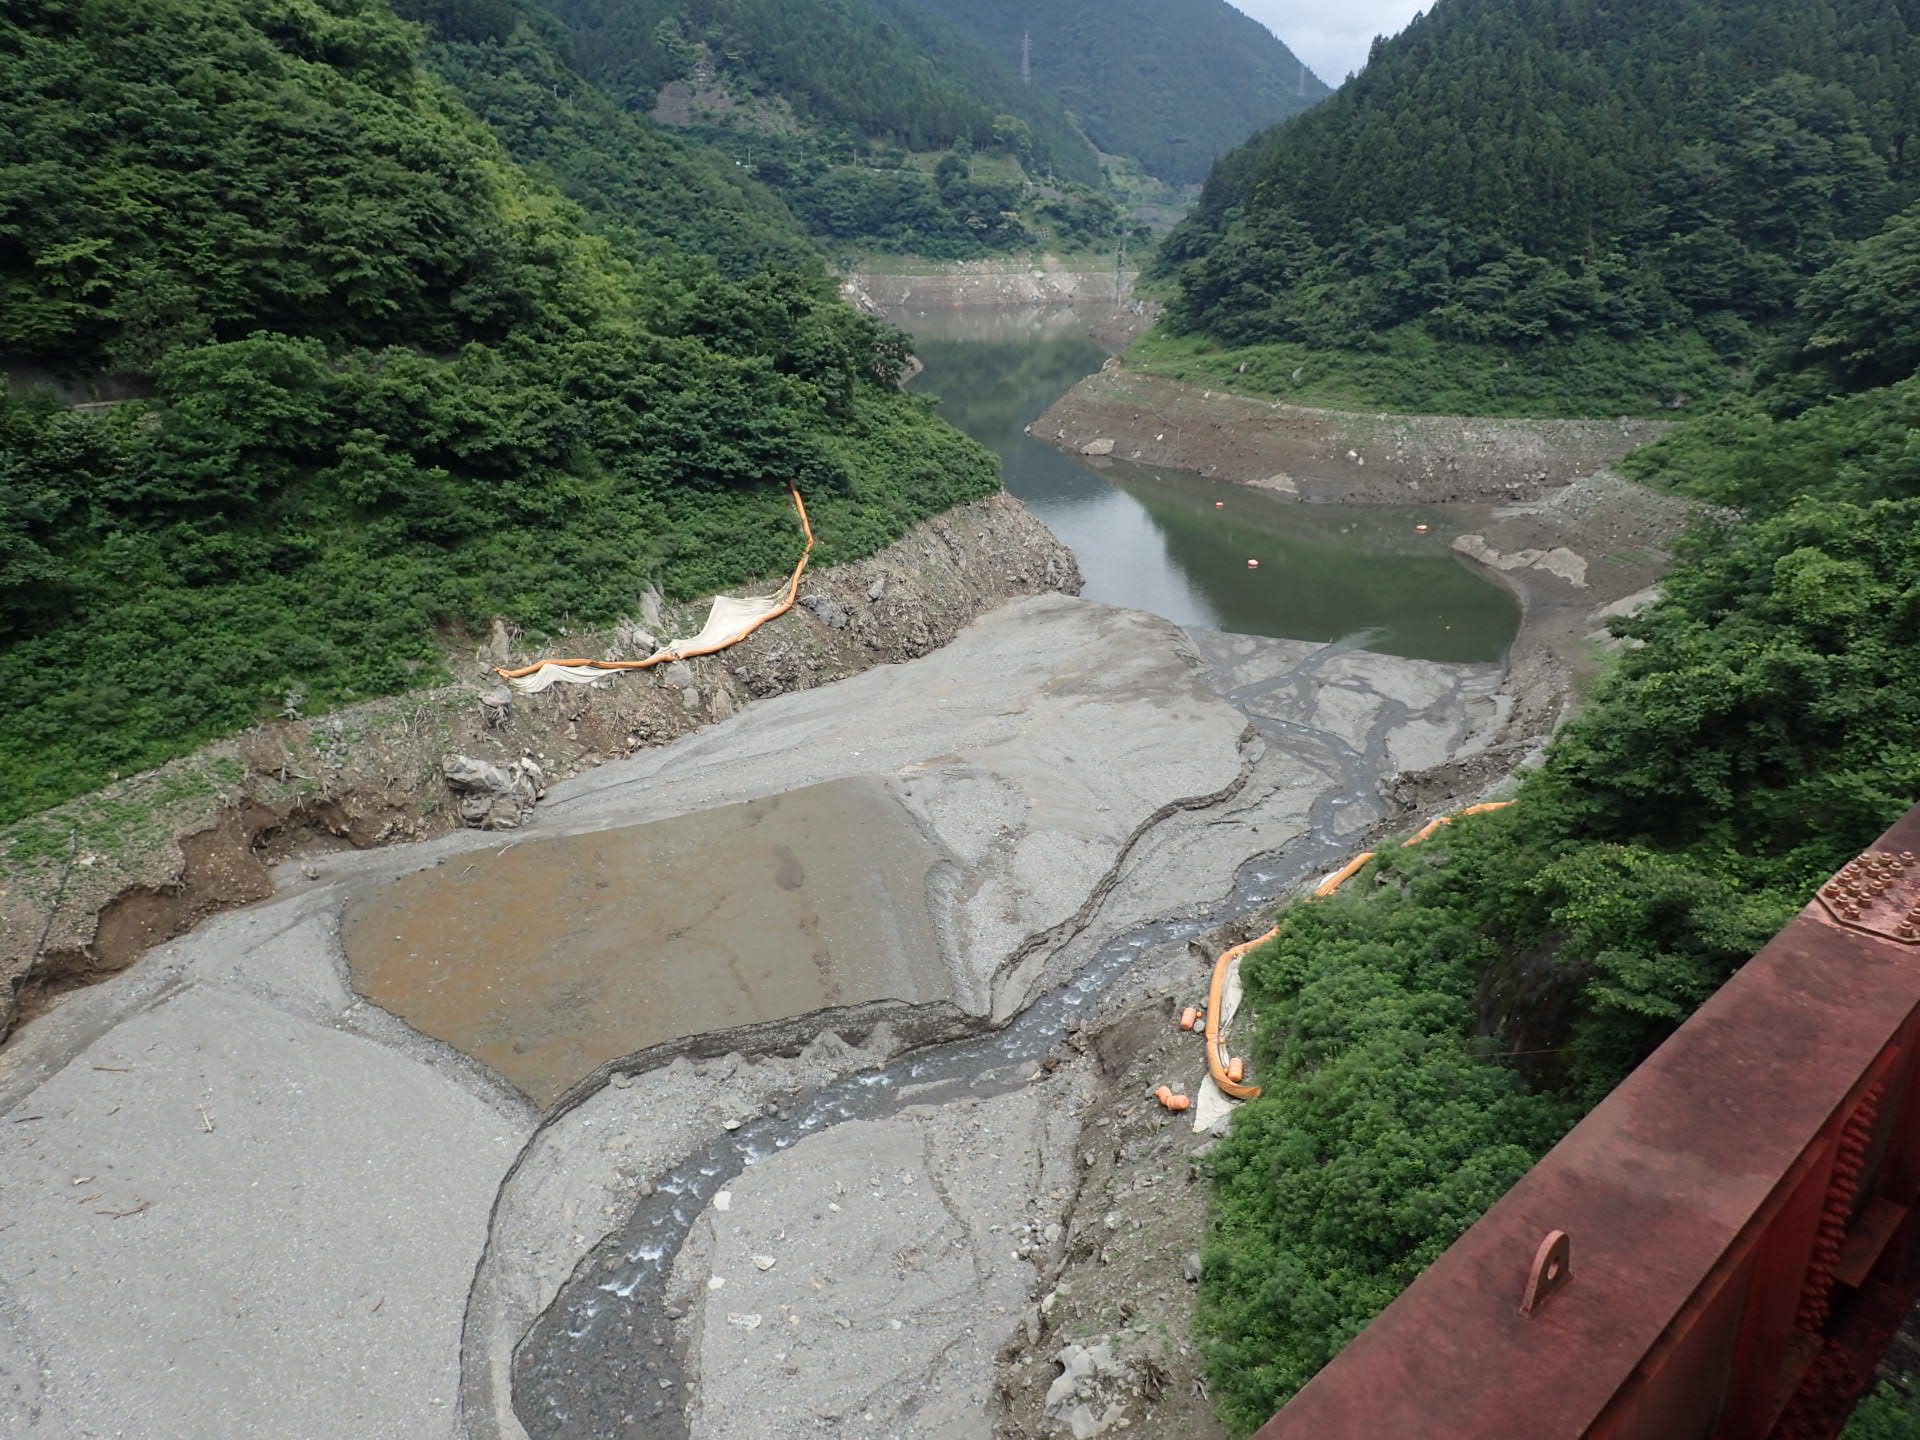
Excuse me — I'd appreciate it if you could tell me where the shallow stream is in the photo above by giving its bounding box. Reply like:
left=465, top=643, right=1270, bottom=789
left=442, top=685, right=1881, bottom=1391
left=512, top=632, right=1400, bottom=1439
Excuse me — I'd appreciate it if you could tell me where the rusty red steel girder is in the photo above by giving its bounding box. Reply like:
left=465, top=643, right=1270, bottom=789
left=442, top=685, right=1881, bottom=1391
left=1256, top=804, right=1920, bottom=1440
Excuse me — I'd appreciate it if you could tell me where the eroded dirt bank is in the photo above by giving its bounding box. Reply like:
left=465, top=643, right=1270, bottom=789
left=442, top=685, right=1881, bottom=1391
left=0, top=491, right=1078, bottom=1041
left=1035, top=366, right=1670, bottom=504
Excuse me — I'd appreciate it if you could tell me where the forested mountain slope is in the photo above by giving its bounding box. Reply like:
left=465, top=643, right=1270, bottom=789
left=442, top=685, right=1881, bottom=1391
left=1157, top=0, right=1920, bottom=412
left=397, top=1, right=819, bottom=275
left=534, top=0, right=1105, bottom=185
left=902, top=0, right=1329, bottom=185
left=0, top=0, right=997, bottom=823
left=1194, top=191, right=1920, bottom=1440
left=525, top=0, right=1166, bottom=257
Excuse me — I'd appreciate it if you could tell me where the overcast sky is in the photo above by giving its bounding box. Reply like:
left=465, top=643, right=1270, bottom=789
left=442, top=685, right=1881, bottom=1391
left=1225, top=1, right=1430, bottom=87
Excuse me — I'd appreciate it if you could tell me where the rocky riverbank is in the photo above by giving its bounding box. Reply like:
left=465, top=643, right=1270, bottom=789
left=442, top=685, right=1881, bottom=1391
left=0, top=491, right=1079, bottom=1041
left=976, top=371, right=1706, bottom=1439
left=0, top=346, right=1700, bottom=1439
left=1035, top=363, right=1701, bottom=755
left=1034, top=366, right=1670, bottom=504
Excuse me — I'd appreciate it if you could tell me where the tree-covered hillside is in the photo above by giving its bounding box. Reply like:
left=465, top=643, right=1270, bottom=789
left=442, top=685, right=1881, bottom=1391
left=902, top=0, right=1329, bottom=186
left=0, top=0, right=999, bottom=824
left=533, top=0, right=1105, bottom=185
left=402, top=3, right=820, bottom=276
left=435, top=16, right=1126, bottom=265
left=1197, top=194, right=1920, bottom=1433
left=1158, top=0, right=1920, bottom=411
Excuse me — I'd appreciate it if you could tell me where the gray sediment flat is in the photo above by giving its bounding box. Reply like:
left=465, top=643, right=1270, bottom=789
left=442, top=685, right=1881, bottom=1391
left=344, top=779, right=940, bottom=1105
left=0, top=595, right=1510, bottom=1440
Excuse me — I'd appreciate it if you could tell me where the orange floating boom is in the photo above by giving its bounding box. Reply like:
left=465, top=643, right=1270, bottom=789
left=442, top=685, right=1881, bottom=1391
left=1206, top=928, right=1273, bottom=1101
left=1313, top=852, right=1376, bottom=898
left=495, top=485, right=815, bottom=681
left=1402, top=801, right=1511, bottom=847
left=1204, top=801, right=1515, bottom=1104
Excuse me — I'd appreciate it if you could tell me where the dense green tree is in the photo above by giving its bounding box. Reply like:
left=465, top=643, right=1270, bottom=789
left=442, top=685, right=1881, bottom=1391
left=534, top=0, right=1104, bottom=183
left=1198, top=201, right=1920, bottom=1431
left=419, top=15, right=820, bottom=276
left=1034, top=187, right=1124, bottom=249
left=1846, top=1381, right=1920, bottom=1439
left=775, top=161, right=1033, bottom=258
left=1157, top=0, right=1920, bottom=409
left=391, top=0, right=520, bottom=44
left=1201, top=892, right=1575, bottom=1431
left=1798, top=199, right=1920, bottom=389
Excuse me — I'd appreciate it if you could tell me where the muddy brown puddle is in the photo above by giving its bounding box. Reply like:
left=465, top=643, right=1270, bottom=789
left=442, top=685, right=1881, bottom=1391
left=344, top=778, right=941, bottom=1105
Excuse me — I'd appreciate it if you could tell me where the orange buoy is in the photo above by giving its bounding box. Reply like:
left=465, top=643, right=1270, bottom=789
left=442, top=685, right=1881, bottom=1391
left=1155, top=1084, right=1192, bottom=1112
left=1226, top=1057, right=1245, bottom=1084
left=1247, top=558, right=1260, bottom=568
left=1179, top=1006, right=1201, bottom=1031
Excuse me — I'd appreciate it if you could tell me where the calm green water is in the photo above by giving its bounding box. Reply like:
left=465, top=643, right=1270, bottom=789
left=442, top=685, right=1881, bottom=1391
left=901, top=308, right=1520, bottom=664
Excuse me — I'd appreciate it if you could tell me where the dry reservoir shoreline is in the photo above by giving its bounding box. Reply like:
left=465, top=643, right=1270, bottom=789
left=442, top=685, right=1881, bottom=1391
left=1032, top=360, right=1701, bottom=744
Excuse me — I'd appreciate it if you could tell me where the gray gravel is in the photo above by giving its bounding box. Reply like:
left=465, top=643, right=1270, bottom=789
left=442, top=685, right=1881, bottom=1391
left=677, top=1084, right=1081, bottom=1440
left=0, top=901, right=530, bottom=1440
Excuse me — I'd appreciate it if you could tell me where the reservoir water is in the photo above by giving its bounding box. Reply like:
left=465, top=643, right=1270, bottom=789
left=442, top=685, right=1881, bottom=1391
left=900, top=307, right=1520, bottom=664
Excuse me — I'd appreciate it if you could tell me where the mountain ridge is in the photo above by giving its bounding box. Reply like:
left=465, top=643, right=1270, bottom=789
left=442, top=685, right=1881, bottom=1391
left=534, top=0, right=1108, bottom=185
left=896, top=0, right=1331, bottom=185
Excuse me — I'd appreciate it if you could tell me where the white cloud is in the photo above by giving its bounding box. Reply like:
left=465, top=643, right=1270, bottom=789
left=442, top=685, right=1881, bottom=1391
left=1224, top=0, right=1430, bottom=87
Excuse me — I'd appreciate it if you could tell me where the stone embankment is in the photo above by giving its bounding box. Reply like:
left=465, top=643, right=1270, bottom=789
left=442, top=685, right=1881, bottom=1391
left=0, top=491, right=1079, bottom=1040
left=844, top=256, right=1138, bottom=312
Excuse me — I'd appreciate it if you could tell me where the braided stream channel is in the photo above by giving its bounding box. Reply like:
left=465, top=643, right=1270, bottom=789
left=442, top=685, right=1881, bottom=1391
left=511, top=626, right=1483, bottom=1437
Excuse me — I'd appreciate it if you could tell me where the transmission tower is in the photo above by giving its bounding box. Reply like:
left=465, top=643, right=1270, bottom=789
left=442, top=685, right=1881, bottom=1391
left=1021, top=31, right=1033, bottom=86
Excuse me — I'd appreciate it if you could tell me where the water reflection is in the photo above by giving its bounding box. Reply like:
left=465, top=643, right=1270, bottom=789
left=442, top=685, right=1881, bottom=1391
left=899, top=307, right=1520, bottom=664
